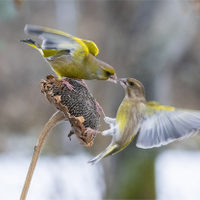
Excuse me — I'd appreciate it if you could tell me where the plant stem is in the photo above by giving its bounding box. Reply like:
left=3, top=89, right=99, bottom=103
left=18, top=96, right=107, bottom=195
left=20, top=111, right=66, bottom=200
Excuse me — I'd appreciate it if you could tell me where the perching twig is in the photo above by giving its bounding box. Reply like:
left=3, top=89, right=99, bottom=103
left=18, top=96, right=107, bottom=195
left=20, top=111, right=65, bottom=200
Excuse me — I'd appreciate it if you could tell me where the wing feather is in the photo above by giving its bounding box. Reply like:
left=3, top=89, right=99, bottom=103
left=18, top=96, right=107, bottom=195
left=24, top=24, right=89, bottom=61
left=137, top=106, right=200, bottom=149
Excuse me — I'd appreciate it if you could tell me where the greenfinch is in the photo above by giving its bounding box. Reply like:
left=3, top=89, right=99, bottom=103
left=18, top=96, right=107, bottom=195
left=21, top=25, right=117, bottom=116
left=21, top=25, right=117, bottom=85
left=89, top=78, right=200, bottom=164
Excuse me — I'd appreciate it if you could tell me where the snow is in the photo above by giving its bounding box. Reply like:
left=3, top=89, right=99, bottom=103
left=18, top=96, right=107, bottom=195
left=0, top=153, right=105, bottom=200
left=156, top=150, right=200, bottom=200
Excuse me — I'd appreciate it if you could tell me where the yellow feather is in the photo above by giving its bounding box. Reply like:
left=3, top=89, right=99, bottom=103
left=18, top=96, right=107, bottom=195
left=116, top=100, right=133, bottom=131
left=82, top=39, right=99, bottom=56
left=147, top=101, right=175, bottom=111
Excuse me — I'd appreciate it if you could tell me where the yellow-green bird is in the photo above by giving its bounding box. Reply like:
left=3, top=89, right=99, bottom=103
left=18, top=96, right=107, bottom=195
left=89, top=78, right=200, bottom=164
left=21, top=25, right=117, bottom=89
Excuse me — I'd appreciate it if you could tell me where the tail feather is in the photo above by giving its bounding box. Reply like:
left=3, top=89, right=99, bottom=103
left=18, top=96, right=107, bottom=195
left=88, top=143, right=118, bottom=165
left=20, top=39, right=41, bottom=50
left=20, top=39, right=44, bottom=55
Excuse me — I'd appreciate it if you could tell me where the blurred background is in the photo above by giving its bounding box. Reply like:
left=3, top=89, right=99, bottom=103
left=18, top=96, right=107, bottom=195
left=1, top=0, right=200, bottom=199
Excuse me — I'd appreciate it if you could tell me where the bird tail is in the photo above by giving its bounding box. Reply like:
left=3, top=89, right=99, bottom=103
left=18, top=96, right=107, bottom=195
left=20, top=39, right=44, bottom=56
left=20, top=39, right=41, bottom=49
left=88, top=143, right=118, bottom=165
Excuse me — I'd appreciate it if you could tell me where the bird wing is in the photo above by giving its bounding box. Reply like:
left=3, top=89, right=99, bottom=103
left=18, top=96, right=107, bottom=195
left=82, top=39, right=99, bottom=56
left=24, top=25, right=93, bottom=62
left=136, top=101, right=200, bottom=149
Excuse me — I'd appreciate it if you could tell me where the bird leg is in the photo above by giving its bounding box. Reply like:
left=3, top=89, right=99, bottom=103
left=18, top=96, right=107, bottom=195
left=102, top=117, right=117, bottom=136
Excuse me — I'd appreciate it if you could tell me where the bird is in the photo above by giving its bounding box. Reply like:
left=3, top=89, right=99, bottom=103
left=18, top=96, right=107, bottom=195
left=20, top=25, right=117, bottom=90
left=21, top=24, right=117, bottom=116
left=88, top=77, right=200, bottom=164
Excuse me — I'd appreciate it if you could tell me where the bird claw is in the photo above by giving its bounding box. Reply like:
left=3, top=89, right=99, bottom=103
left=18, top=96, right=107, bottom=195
left=83, top=127, right=101, bottom=137
left=62, top=80, right=76, bottom=92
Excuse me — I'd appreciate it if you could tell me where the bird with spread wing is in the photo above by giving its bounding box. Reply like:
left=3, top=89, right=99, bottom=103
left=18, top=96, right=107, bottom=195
left=21, top=25, right=117, bottom=117
left=89, top=78, right=200, bottom=164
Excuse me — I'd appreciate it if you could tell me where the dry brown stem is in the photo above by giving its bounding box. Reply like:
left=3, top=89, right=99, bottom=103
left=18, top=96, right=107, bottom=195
left=20, top=110, right=65, bottom=200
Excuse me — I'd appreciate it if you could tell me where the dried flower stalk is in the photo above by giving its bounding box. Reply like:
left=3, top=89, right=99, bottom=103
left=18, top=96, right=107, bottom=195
left=20, top=75, right=100, bottom=200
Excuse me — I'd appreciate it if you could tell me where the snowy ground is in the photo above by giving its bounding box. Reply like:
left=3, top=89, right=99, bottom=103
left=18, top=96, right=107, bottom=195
left=156, top=150, right=200, bottom=200
left=1, top=147, right=200, bottom=199
left=0, top=153, right=105, bottom=200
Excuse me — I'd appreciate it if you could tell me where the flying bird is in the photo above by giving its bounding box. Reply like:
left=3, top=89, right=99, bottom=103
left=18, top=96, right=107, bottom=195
left=89, top=78, right=200, bottom=164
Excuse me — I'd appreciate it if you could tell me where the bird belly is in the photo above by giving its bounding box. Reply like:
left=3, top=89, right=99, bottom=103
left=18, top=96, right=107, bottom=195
left=46, top=56, right=88, bottom=79
left=114, top=101, right=143, bottom=149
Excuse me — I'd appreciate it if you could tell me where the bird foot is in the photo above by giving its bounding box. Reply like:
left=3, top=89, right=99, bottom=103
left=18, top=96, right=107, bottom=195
left=62, top=80, right=76, bottom=92
left=83, top=127, right=101, bottom=138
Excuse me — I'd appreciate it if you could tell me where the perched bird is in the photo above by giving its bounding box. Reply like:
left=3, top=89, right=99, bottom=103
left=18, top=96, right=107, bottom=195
left=21, top=25, right=117, bottom=116
left=89, top=78, right=200, bottom=164
left=21, top=25, right=117, bottom=89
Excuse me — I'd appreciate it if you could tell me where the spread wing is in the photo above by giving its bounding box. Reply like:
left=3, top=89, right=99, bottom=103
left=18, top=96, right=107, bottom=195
left=24, top=24, right=98, bottom=62
left=136, top=101, right=200, bottom=149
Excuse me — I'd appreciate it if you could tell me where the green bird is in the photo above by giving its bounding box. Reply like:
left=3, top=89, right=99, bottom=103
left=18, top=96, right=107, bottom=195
left=21, top=25, right=117, bottom=90
left=89, top=78, right=200, bottom=164
left=21, top=25, right=117, bottom=116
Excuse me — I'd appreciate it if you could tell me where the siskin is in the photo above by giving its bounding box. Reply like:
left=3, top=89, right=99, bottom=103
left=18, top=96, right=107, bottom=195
left=21, top=25, right=117, bottom=88
left=89, top=78, right=200, bottom=164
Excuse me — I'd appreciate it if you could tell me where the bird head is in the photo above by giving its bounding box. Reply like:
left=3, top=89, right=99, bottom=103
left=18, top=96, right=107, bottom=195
left=119, top=78, right=146, bottom=100
left=96, top=61, right=117, bottom=83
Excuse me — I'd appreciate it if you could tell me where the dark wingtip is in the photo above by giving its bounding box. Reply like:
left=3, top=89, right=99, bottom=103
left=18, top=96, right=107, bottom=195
left=20, top=39, right=35, bottom=44
left=20, top=39, right=26, bottom=42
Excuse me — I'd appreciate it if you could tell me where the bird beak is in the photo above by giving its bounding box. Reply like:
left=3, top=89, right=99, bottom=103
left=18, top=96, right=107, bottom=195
left=118, top=78, right=128, bottom=88
left=108, top=73, right=118, bottom=83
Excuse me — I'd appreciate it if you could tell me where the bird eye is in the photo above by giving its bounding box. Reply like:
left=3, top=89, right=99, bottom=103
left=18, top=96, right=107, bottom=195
left=106, top=71, right=111, bottom=77
left=129, top=82, right=135, bottom=86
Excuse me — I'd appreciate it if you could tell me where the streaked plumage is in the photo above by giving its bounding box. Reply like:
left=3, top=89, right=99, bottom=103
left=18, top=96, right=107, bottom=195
left=21, top=25, right=117, bottom=82
left=89, top=78, right=200, bottom=164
